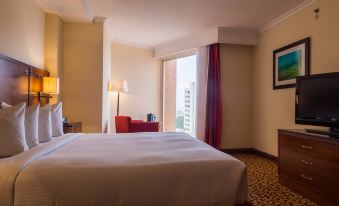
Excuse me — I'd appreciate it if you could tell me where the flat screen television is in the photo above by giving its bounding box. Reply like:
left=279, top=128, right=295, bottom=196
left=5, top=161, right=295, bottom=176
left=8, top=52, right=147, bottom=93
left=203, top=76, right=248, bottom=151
left=296, top=72, right=339, bottom=134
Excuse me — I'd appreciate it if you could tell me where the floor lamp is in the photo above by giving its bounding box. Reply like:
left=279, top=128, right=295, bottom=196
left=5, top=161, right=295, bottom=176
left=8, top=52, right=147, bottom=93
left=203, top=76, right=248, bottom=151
left=109, top=80, right=128, bottom=116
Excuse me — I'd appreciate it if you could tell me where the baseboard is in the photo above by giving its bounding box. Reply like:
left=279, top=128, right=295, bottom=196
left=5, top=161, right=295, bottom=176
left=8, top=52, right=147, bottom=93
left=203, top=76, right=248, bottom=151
left=221, top=148, right=253, bottom=154
left=221, top=148, right=278, bottom=162
left=251, top=149, right=278, bottom=162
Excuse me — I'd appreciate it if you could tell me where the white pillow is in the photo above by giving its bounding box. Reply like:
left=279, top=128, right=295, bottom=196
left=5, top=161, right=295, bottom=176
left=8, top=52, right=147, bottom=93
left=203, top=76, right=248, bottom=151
left=38, top=104, right=52, bottom=143
left=25, top=104, right=40, bottom=148
left=0, top=102, right=28, bottom=157
left=0, top=101, right=12, bottom=108
left=51, top=102, right=64, bottom=137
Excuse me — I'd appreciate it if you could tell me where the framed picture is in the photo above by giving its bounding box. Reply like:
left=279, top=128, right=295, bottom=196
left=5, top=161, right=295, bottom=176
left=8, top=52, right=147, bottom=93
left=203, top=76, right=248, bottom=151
left=273, top=37, right=310, bottom=89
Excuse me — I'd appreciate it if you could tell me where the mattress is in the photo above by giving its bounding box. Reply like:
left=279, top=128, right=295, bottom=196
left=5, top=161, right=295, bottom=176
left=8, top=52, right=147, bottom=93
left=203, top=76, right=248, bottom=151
left=0, top=132, right=247, bottom=206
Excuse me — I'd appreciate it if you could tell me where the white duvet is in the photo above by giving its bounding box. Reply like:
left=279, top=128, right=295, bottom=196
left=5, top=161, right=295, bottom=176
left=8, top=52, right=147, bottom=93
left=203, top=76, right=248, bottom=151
left=0, top=132, right=247, bottom=206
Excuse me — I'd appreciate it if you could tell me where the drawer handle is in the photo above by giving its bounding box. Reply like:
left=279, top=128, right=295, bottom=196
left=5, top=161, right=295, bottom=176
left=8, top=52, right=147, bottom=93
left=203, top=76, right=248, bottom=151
left=301, top=145, right=313, bottom=149
left=301, top=159, right=313, bottom=165
left=301, top=174, right=313, bottom=181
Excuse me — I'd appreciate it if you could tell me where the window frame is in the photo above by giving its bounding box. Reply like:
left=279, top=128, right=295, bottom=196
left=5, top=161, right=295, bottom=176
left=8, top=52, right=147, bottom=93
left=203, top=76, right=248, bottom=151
left=161, top=50, right=197, bottom=134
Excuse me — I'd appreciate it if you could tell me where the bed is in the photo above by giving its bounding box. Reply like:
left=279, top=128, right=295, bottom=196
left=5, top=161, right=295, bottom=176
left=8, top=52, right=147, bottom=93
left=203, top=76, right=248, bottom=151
left=0, top=54, right=248, bottom=206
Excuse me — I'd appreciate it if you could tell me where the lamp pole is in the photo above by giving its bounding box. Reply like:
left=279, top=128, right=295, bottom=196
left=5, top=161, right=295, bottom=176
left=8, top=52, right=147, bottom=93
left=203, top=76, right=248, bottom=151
left=117, top=91, right=120, bottom=116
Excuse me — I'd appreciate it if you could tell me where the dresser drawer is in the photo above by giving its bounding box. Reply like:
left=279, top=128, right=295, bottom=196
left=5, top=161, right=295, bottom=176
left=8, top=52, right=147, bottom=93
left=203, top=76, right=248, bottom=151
left=280, top=147, right=339, bottom=180
left=280, top=161, right=339, bottom=201
left=278, top=130, right=339, bottom=206
left=279, top=132, right=339, bottom=161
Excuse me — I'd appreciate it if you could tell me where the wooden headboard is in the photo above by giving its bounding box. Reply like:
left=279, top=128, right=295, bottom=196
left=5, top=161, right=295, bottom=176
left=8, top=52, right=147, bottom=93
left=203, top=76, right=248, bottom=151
left=0, top=54, right=49, bottom=106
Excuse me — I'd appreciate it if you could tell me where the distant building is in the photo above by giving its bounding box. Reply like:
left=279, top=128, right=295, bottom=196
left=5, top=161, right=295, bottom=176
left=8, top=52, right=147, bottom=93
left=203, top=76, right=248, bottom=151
left=176, top=110, right=184, bottom=131
left=184, top=82, right=195, bottom=135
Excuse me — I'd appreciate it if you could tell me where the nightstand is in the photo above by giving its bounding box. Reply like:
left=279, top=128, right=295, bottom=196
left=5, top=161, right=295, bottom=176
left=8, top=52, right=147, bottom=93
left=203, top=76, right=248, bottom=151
left=63, top=122, right=82, bottom=134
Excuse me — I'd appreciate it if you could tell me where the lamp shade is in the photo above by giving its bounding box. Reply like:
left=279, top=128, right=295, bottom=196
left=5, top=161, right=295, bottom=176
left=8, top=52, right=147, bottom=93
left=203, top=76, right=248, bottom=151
left=109, top=80, right=128, bottom=93
left=43, top=77, right=59, bottom=94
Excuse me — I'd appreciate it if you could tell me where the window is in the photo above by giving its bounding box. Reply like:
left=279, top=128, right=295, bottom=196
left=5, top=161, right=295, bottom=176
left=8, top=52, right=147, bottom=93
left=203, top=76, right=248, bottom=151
left=163, top=55, right=197, bottom=136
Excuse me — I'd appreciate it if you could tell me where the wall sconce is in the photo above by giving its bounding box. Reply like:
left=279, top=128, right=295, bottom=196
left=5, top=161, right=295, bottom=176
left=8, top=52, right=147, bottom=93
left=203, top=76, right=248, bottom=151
left=38, top=77, right=59, bottom=102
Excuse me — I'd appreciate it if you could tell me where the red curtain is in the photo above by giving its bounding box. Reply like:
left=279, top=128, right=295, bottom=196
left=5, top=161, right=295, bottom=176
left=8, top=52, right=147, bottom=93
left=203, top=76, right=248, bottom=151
left=205, top=43, right=222, bottom=150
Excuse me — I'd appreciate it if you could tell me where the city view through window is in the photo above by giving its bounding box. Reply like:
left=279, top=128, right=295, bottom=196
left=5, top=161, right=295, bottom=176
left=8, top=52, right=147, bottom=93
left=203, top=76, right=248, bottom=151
left=163, top=55, right=196, bottom=137
left=175, top=55, right=196, bottom=136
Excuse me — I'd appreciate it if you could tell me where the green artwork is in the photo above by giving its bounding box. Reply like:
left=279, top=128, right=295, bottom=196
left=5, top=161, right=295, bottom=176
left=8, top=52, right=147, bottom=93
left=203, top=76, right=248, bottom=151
left=278, top=50, right=302, bottom=81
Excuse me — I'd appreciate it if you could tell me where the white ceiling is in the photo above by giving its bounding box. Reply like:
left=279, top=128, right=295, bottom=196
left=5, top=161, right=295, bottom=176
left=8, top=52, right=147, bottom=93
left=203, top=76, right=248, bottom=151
left=36, top=0, right=308, bottom=49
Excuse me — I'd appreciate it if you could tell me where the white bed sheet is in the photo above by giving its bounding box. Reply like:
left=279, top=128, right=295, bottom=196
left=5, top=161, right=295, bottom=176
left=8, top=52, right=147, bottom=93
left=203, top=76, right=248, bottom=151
left=0, top=132, right=247, bottom=206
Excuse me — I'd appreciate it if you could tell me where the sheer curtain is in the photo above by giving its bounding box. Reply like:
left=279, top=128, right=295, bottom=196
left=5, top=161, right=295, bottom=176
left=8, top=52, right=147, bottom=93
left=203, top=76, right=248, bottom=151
left=195, top=46, right=209, bottom=141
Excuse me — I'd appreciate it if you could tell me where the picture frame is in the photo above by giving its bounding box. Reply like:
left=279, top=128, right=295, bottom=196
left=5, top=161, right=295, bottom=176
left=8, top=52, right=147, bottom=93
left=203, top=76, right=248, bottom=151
left=273, top=37, right=310, bottom=90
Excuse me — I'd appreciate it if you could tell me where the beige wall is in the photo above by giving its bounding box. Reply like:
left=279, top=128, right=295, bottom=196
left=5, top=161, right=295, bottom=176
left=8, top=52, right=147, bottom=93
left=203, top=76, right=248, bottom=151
left=110, top=43, right=161, bottom=132
left=63, top=22, right=104, bottom=133
left=0, top=0, right=45, bottom=68
left=102, top=23, right=111, bottom=132
left=252, top=0, right=339, bottom=156
left=44, top=13, right=63, bottom=103
left=220, top=44, right=253, bottom=149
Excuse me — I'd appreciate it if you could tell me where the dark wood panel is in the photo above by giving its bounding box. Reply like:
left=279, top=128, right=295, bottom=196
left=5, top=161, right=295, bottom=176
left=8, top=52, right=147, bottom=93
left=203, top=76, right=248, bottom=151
left=279, top=131, right=339, bottom=162
left=280, top=173, right=337, bottom=206
left=0, top=55, right=29, bottom=105
left=280, top=147, right=339, bottom=180
left=278, top=129, right=339, bottom=206
left=280, top=159, right=339, bottom=200
left=0, top=54, right=49, bottom=106
left=279, top=129, right=339, bottom=145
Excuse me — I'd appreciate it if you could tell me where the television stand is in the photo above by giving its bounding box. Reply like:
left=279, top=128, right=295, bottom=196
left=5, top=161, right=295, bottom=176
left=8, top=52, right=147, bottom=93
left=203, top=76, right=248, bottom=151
left=278, top=129, right=339, bottom=206
left=305, top=128, right=339, bottom=139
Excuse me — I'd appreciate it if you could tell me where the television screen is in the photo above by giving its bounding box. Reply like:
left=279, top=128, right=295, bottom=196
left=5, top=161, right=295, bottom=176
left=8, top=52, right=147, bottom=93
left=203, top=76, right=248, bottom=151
left=296, top=72, right=339, bottom=128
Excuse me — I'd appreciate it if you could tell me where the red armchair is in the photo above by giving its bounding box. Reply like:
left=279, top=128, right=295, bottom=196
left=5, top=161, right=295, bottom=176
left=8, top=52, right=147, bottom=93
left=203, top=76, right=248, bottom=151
left=115, top=116, right=160, bottom=133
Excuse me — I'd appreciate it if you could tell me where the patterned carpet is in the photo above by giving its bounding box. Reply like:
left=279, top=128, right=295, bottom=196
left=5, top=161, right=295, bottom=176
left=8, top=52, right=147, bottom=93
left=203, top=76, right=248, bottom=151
left=232, top=154, right=318, bottom=206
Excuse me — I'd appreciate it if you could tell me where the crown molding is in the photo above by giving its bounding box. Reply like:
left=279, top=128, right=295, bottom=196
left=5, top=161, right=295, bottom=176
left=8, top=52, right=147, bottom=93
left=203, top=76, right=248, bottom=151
left=153, top=28, right=218, bottom=58
left=259, top=0, right=319, bottom=33
left=111, top=39, right=154, bottom=51
left=153, top=27, right=258, bottom=58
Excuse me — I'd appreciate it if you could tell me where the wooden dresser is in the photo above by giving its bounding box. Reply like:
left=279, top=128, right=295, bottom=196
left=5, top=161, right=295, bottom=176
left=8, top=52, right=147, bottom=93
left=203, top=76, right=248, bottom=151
left=278, top=129, right=339, bottom=206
